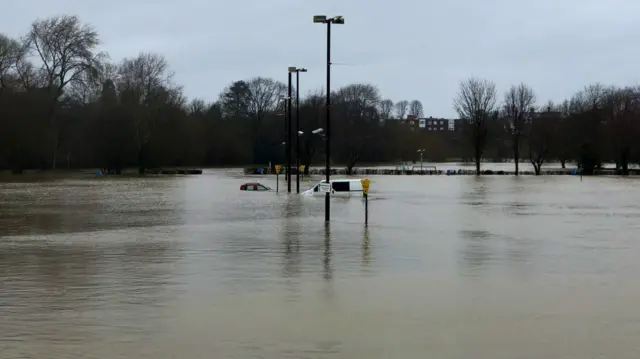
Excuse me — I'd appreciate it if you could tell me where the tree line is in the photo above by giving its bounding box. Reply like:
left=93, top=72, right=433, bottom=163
left=1, top=15, right=639, bottom=175
left=454, top=79, right=640, bottom=175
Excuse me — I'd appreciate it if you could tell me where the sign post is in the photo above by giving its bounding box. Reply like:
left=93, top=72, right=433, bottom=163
left=361, top=178, right=370, bottom=225
left=319, top=181, right=331, bottom=194
left=275, top=165, right=281, bottom=193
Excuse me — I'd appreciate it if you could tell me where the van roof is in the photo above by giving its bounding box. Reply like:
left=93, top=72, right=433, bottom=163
left=321, top=179, right=363, bottom=183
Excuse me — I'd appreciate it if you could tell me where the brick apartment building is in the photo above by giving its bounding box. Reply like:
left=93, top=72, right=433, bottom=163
left=399, top=115, right=457, bottom=132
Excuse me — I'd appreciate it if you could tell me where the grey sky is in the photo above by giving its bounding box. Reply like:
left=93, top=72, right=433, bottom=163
left=3, top=0, right=640, bottom=118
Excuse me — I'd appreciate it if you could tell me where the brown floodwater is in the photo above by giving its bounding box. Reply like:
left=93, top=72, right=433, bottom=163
left=1, top=169, right=639, bottom=358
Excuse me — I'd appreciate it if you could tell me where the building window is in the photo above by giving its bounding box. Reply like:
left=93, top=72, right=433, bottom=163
left=440, top=127, right=443, bottom=131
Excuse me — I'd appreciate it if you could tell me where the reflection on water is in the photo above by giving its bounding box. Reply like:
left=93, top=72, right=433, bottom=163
left=2, top=172, right=640, bottom=358
left=458, top=229, right=493, bottom=274
left=281, top=196, right=301, bottom=279
left=323, top=223, right=332, bottom=281
left=362, top=226, right=371, bottom=268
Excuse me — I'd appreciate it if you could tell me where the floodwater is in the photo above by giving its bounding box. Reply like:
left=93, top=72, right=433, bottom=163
left=1, top=169, right=640, bottom=359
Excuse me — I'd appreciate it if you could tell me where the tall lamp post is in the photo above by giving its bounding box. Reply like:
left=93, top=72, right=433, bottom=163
left=288, top=66, right=307, bottom=194
left=313, top=15, right=344, bottom=222
left=286, top=71, right=293, bottom=192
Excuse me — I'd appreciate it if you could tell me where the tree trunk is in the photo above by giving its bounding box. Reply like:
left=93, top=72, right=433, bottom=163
left=346, top=158, right=356, bottom=175
left=533, top=162, right=541, bottom=175
left=302, top=156, right=311, bottom=175
left=10, top=148, right=24, bottom=174
left=560, top=159, right=566, bottom=169
left=514, top=143, right=520, bottom=176
left=475, top=150, right=481, bottom=175
left=621, top=147, right=629, bottom=175
left=137, top=143, right=147, bottom=175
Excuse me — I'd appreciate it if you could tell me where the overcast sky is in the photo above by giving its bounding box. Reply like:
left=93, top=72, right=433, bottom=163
left=3, top=0, right=640, bottom=117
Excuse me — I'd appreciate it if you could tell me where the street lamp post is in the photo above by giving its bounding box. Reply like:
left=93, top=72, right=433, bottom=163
left=313, top=15, right=344, bottom=222
left=288, top=67, right=308, bottom=194
left=287, top=71, right=293, bottom=192
left=417, top=149, right=425, bottom=171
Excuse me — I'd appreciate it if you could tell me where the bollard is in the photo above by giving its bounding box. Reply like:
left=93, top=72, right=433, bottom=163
left=275, top=165, right=281, bottom=193
left=365, top=193, right=368, bottom=225
left=360, top=178, right=370, bottom=225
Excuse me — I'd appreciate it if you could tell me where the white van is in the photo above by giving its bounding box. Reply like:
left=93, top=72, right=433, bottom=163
left=302, top=179, right=364, bottom=197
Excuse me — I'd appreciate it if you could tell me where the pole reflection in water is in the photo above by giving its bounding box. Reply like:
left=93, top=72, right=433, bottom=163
left=361, top=225, right=371, bottom=268
left=281, top=196, right=301, bottom=279
left=323, top=223, right=332, bottom=281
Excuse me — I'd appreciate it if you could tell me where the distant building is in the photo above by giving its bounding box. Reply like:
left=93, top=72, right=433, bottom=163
left=421, top=117, right=453, bottom=132
left=394, top=116, right=459, bottom=133
left=398, top=115, right=420, bottom=131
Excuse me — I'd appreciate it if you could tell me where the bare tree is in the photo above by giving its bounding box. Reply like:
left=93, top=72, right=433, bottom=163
left=333, top=83, right=381, bottom=174
left=453, top=77, right=497, bottom=175
left=602, top=86, right=638, bottom=174
left=25, top=15, right=105, bottom=99
left=378, top=99, right=394, bottom=121
left=12, top=55, right=41, bottom=90
left=0, top=34, right=24, bottom=89
left=117, top=52, right=180, bottom=173
left=582, top=83, right=607, bottom=109
left=118, top=53, right=169, bottom=97
left=503, top=83, right=536, bottom=175
left=299, top=89, right=325, bottom=173
left=244, top=77, right=287, bottom=121
left=0, top=35, right=42, bottom=91
left=409, top=100, right=424, bottom=118
left=394, top=100, right=409, bottom=120
left=67, top=61, right=119, bottom=105
left=23, top=15, right=106, bottom=168
left=529, top=109, right=557, bottom=175
left=187, top=98, right=208, bottom=116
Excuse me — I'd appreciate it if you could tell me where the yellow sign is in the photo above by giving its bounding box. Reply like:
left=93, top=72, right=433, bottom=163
left=299, top=165, right=306, bottom=172
left=274, top=165, right=281, bottom=174
left=361, top=178, right=371, bottom=195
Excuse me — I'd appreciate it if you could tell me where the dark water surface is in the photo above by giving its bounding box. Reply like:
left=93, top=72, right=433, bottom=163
left=1, top=170, right=639, bottom=358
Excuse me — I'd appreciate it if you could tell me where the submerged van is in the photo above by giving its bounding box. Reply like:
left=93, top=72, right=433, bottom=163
left=301, top=179, right=364, bottom=197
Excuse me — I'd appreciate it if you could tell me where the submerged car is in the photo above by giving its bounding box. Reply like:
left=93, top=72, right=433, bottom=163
left=239, top=183, right=272, bottom=191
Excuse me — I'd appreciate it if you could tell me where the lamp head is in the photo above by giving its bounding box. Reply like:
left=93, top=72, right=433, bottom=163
left=332, top=16, right=345, bottom=24
left=313, top=15, right=327, bottom=23
left=288, top=66, right=297, bottom=72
